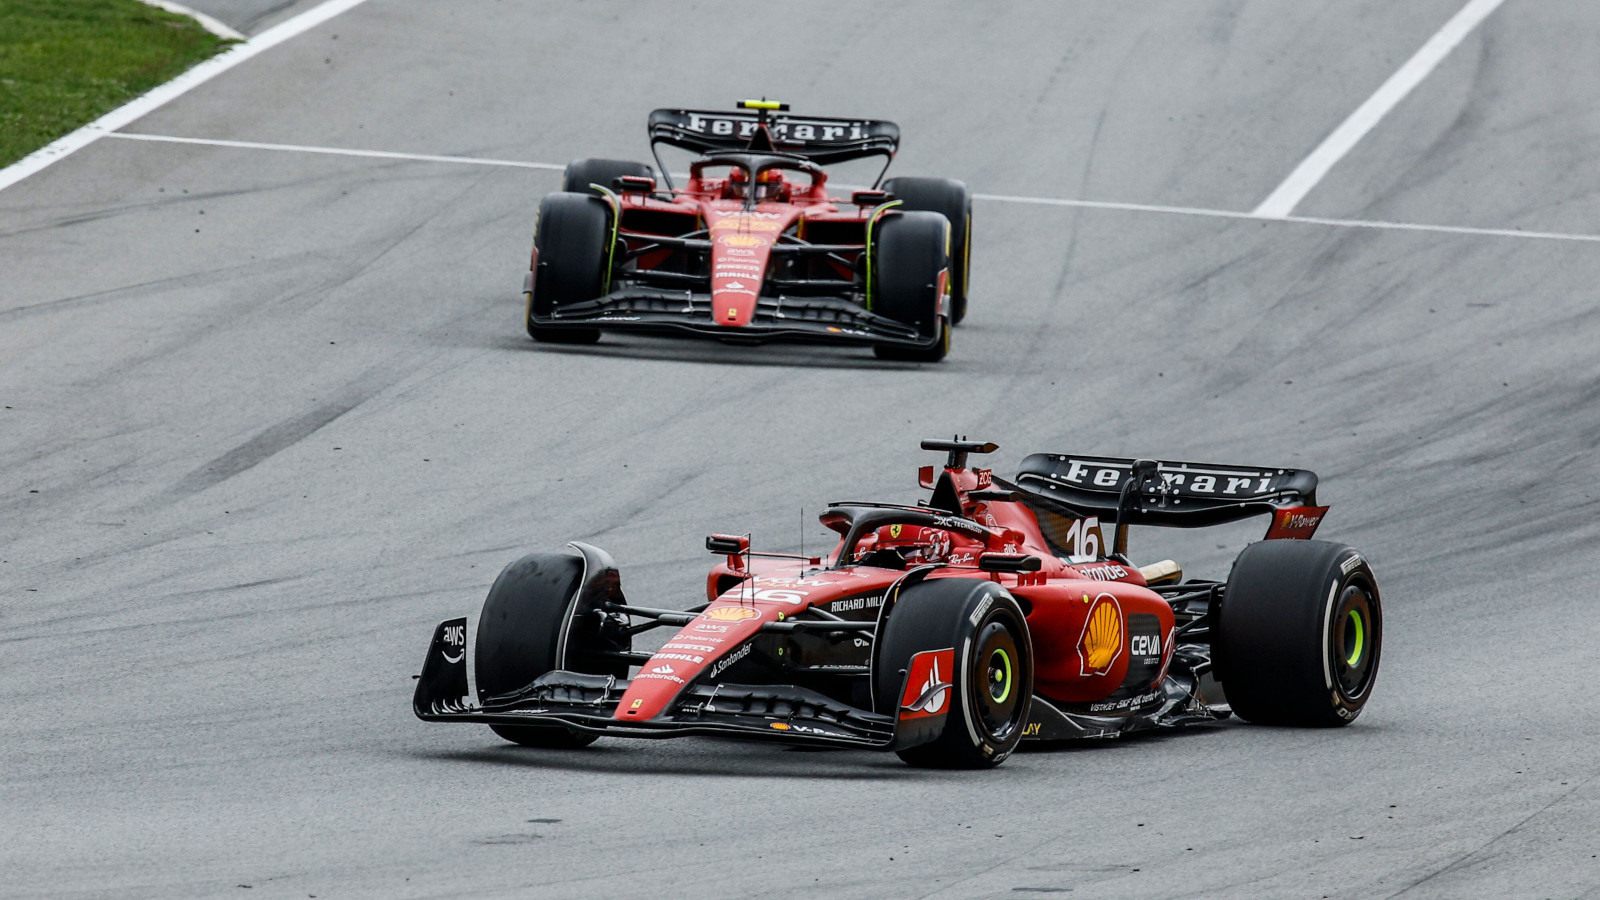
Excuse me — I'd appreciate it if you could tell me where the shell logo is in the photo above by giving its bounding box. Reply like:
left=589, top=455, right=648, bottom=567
left=720, top=234, right=765, bottom=247
left=704, top=606, right=760, bottom=622
left=1076, top=593, right=1124, bottom=676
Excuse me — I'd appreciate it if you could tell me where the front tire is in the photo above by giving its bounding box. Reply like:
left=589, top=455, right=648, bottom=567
left=874, top=578, right=1034, bottom=768
left=527, top=191, right=610, bottom=344
left=870, top=210, right=951, bottom=363
left=476, top=551, right=626, bottom=748
left=883, top=177, right=971, bottom=325
left=1215, top=540, right=1382, bottom=726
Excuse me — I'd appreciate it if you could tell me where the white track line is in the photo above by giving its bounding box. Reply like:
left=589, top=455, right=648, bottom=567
left=137, top=0, right=247, bottom=41
left=62, top=132, right=1600, bottom=245
left=105, top=132, right=566, bottom=171
left=0, top=0, right=373, bottom=195
left=972, top=192, right=1600, bottom=244
left=1252, top=0, right=1509, bottom=219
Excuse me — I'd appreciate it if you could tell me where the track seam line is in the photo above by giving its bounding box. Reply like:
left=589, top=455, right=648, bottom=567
left=73, top=132, right=1600, bottom=245
left=0, top=0, right=375, bottom=195
left=1252, top=0, right=1510, bottom=218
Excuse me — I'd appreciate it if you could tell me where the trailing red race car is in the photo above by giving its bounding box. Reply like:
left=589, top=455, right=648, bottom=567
left=520, top=100, right=971, bottom=361
left=415, top=440, right=1383, bottom=768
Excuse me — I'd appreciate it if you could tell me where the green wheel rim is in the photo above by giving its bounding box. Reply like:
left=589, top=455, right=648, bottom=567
left=1345, top=610, right=1365, bottom=666
left=988, top=648, right=1013, bottom=703
left=1330, top=582, right=1379, bottom=701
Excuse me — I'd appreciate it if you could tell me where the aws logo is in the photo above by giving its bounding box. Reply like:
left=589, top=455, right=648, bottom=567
left=1076, top=594, right=1123, bottom=676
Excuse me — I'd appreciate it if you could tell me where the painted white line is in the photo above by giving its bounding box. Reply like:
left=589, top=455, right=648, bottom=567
left=105, top=132, right=566, bottom=171
left=973, top=192, right=1600, bottom=244
left=1252, top=0, right=1509, bottom=219
left=1275, top=213, right=1600, bottom=244
left=0, top=0, right=374, bottom=195
left=79, top=132, right=1600, bottom=245
left=975, top=192, right=1259, bottom=223
left=137, top=0, right=247, bottom=41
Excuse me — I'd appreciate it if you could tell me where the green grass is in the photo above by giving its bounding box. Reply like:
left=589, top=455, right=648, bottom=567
left=0, top=0, right=231, bottom=168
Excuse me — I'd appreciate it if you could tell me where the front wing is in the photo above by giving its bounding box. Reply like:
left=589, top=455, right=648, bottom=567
left=414, top=619, right=899, bottom=748
left=524, top=278, right=935, bottom=349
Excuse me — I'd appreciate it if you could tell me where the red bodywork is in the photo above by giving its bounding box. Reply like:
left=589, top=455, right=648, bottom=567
left=612, top=458, right=1179, bottom=721
left=607, top=165, right=872, bottom=327
left=525, top=105, right=943, bottom=351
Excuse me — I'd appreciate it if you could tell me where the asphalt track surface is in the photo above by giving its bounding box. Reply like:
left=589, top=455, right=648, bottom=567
left=4, top=2, right=1600, bottom=898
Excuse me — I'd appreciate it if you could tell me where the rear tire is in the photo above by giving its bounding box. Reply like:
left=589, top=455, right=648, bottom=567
left=870, top=210, right=950, bottom=363
left=874, top=578, right=1033, bottom=768
left=1216, top=540, right=1382, bottom=726
left=883, top=177, right=971, bottom=325
left=527, top=192, right=610, bottom=344
left=476, top=551, right=626, bottom=749
left=561, top=158, right=653, bottom=195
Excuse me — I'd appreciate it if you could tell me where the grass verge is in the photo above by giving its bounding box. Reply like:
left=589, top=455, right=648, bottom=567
left=0, top=0, right=232, bottom=168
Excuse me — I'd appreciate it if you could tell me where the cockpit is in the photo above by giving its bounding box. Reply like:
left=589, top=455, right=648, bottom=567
left=687, top=152, right=826, bottom=208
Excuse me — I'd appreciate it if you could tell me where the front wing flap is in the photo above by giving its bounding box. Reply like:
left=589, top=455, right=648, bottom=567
left=528, top=285, right=932, bottom=348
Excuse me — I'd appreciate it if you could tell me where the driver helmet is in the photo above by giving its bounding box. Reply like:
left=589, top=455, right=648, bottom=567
left=753, top=169, right=786, bottom=202
left=722, top=168, right=749, bottom=200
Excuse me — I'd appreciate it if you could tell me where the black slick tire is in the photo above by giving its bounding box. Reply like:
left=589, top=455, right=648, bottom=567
left=1215, top=540, right=1382, bottom=726
left=874, top=577, right=1033, bottom=768
left=561, top=158, right=654, bottom=195
left=870, top=210, right=951, bottom=363
left=476, top=552, right=612, bottom=748
left=883, top=177, right=971, bottom=325
left=526, top=191, right=609, bottom=344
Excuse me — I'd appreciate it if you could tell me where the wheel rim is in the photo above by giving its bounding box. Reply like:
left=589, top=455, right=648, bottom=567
left=1330, top=583, right=1378, bottom=700
left=987, top=647, right=1013, bottom=704
left=972, top=619, right=1025, bottom=739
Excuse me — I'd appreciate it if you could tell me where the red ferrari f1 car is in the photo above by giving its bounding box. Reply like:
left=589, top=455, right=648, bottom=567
left=415, top=440, right=1382, bottom=768
left=520, top=101, right=970, bottom=361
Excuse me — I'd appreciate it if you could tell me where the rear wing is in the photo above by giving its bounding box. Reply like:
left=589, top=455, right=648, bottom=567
left=1009, top=453, right=1328, bottom=546
left=647, top=108, right=900, bottom=167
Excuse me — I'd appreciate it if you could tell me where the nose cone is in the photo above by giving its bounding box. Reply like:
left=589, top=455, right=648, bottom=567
left=613, top=604, right=775, bottom=721
left=707, top=211, right=786, bottom=327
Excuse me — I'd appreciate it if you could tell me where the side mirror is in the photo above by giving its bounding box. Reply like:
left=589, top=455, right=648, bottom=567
left=616, top=175, right=656, bottom=194
left=978, top=553, right=1042, bottom=573
left=852, top=189, right=892, bottom=207
left=706, top=534, right=750, bottom=555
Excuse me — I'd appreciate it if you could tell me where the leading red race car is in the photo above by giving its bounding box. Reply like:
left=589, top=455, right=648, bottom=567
left=414, top=440, right=1383, bottom=768
left=520, top=101, right=971, bottom=361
